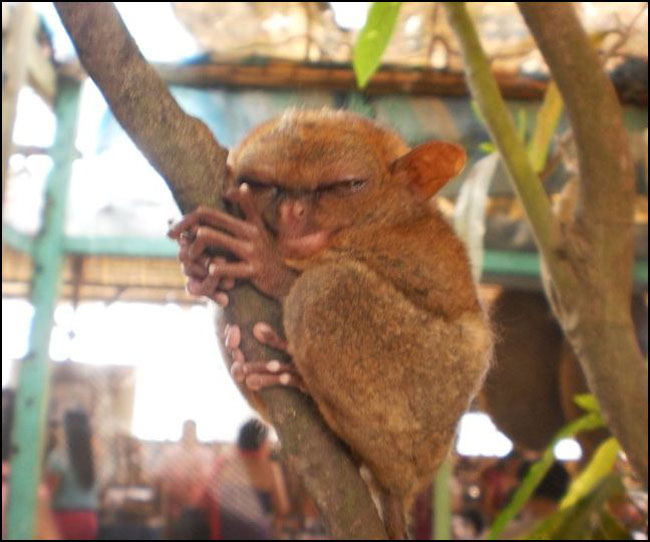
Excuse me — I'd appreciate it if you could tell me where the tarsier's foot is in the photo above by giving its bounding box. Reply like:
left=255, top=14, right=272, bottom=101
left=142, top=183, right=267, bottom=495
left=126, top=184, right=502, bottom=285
left=225, top=323, right=306, bottom=392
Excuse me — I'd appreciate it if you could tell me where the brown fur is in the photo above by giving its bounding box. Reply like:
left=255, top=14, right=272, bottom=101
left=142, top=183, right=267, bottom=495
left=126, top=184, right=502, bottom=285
left=230, top=110, right=492, bottom=538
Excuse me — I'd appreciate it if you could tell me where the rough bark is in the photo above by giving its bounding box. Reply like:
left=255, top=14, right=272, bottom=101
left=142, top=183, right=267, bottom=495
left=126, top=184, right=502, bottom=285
left=445, top=2, right=647, bottom=486
left=54, top=3, right=387, bottom=537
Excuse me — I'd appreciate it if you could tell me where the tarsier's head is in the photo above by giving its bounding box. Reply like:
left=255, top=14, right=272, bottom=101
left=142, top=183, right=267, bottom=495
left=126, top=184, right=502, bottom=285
left=226, top=109, right=465, bottom=259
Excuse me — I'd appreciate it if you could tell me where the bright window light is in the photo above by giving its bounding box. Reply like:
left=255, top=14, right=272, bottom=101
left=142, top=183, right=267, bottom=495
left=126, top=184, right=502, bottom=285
left=33, top=2, right=200, bottom=63
left=554, top=438, right=583, bottom=461
left=456, top=412, right=514, bottom=457
left=13, top=88, right=55, bottom=147
left=330, top=2, right=371, bottom=30
left=3, top=298, right=254, bottom=442
left=2, top=299, right=34, bottom=388
left=114, top=2, right=200, bottom=62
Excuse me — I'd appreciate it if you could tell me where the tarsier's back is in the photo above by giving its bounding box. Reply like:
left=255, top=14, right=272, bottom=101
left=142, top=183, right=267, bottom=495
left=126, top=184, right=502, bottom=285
left=260, top=111, right=493, bottom=536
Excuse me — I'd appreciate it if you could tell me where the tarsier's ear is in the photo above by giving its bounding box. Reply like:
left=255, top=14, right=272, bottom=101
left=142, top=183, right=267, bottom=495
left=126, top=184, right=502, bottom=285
left=390, top=142, right=466, bottom=201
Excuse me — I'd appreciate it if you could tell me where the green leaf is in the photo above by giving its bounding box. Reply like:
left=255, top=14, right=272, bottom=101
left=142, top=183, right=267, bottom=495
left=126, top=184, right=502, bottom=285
left=353, top=3, right=402, bottom=88
left=487, top=412, right=604, bottom=540
left=527, top=81, right=563, bottom=173
left=574, top=393, right=600, bottom=414
left=560, top=437, right=620, bottom=510
left=479, top=141, right=496, bottom=154
left=525, top=475, right=627, bottom=540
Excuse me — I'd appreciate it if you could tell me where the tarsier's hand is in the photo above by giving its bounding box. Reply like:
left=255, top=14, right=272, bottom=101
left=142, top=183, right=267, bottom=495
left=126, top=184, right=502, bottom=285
left=167, top=184, right=297, bottom=303
left=224, top=322, right=306, bottom=392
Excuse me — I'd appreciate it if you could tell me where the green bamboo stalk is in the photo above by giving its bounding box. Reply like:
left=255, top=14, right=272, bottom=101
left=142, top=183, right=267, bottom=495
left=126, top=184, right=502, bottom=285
left=433, top=457, right=453, bottom=540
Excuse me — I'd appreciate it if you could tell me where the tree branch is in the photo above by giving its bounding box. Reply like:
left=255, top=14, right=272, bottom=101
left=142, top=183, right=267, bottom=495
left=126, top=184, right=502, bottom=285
left=441, top=4, right=574, bottom=302
left=445, top=2, right=647, bottom=486
left=54, top=2, right=387, bottom=536
left=518, top=1, right=647, bottom=488
left=517, top=2, right=636, bottom=311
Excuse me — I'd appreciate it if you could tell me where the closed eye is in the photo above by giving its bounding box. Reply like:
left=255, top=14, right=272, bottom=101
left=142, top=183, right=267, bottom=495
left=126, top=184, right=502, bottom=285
left=319, top=179, right=367, bottom=196
left=237, top=176, right=280, bottom=198
left=237, top=176, right=268, bottom=190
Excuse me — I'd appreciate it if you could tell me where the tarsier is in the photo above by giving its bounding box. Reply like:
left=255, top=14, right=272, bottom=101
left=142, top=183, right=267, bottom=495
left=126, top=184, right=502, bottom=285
left=169, top=110, right=492, bottom=539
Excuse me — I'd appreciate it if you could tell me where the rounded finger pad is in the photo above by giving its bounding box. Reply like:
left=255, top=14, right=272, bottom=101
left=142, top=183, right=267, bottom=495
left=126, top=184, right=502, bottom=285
left=225, top=324, right=241, bottom=349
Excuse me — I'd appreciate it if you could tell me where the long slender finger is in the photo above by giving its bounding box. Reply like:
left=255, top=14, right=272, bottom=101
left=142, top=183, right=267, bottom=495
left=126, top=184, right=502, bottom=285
left=178, top=238, right=209, bottom=265
left=240, top=360, right=301, bottom=377
left=232, top=360, right=305, bottom=391
left=208, top=260, right=254, bottom=279
left=181, top=261, right=209, bottom=280
left=233, top=184, right=265, bottom=230
left=245, top=372, right=305, bottom=392
left=184, top=260, right=229, bottom=301
left=198, top=273, right=224, bottom=299
left=189, top=227, right=250, bottom=260
left=178, top=241, right=189, bottom=262
left=231, top=348, right=244, bottom=364
left=230, top=353, right=248, bottom=383
left=186, top=278, right=207, bottom=297
left=187, top=276, right=228, bottom=305
left=181, top=255, right=222, bottom=278
left=253, top=322, right=288, bottom=351
left=225, top=325, right=241, bottom=350
left=231, top=360, right=246, bottom=383
left=168, top=206, right=256, bottom=239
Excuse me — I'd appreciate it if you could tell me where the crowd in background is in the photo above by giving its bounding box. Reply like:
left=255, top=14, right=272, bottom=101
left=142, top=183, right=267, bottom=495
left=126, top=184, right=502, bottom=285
left=3, top=388, right=647, bottom=540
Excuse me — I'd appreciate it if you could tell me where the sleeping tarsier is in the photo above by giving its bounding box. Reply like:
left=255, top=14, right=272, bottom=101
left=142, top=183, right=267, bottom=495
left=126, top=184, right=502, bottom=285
left=168, top=110, right=492, bottom=539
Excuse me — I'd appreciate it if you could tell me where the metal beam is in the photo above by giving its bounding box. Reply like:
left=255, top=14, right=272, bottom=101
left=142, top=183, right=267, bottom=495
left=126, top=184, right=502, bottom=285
left=6, top=75, right=81, bottom=540
left=3, top=226, right=647, bottom=283
left=62, top=234, right=177, bottom=258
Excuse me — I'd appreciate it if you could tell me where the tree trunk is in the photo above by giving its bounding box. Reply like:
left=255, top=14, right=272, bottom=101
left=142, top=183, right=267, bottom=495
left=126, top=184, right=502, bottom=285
left=517, top=2, right=647, bottom=488
left=54, top=2, right=387, bottom=537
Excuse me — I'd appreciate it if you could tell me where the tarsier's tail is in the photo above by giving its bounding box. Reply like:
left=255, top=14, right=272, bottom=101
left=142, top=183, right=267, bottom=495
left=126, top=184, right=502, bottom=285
left=381, top=490, right=408, bottom=540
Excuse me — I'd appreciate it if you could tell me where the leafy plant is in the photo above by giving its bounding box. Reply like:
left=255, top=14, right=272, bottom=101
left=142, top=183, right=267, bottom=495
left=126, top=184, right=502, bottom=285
left=560, top=437, right=621, bottom=510
left=525, top=474, right=631, bottom=540
left=487, top=394, right=637, bottom=540
left=353, top=3, right=402, bottom=88
left=486, top=407, right=605, bottom=539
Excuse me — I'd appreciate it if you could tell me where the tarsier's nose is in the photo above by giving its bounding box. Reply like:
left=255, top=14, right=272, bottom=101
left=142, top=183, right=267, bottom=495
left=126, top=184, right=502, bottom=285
left=278, top=197, right=311, bottom=236
left=279, top=198, right=306, bottom=221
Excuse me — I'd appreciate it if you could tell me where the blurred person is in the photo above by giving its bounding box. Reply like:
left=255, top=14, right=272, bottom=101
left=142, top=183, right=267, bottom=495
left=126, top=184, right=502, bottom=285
left=2, top=389, right=59, bottom=540
left=452, top=508, right=485, bottom=540
left=479, top=451, right=523, bottom=522
left=202, top=419, right=289, bottom=540
left=152, top=419, right=214, bottom=539
left=45, top=410, right=98, bottom=540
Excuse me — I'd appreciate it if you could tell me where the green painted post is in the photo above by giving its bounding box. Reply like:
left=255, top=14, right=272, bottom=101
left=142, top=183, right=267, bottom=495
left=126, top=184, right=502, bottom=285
left=433, top=456, right=453, bottom=540
left=6, top=75, right=81, bottom=540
